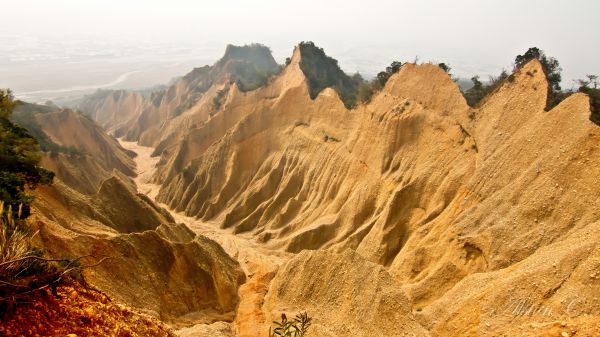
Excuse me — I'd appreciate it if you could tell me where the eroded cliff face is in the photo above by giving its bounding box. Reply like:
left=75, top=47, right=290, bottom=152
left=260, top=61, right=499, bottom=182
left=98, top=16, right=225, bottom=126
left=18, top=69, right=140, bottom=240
left=35, top=109, right=136, bottom=195
left=24, top=108, right=246, bottom=328
left=76, top=90, right=147, bottom=134
left=76, top=44, right=600, bottom=336
left=77, top=44, right=280, bottom=148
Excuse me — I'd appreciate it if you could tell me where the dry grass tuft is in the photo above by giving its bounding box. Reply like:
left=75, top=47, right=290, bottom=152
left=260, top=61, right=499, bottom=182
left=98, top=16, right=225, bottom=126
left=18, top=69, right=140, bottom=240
left=0, top=202, right=32, bottom=280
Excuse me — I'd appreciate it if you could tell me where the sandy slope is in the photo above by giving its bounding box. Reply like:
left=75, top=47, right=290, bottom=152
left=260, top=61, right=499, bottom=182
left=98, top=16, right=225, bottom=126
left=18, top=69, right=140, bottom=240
left=23, top=107, right=246, bottom=330
left=120, top=139, right=290, bottom=337
left=1, top=281, right=177, bottom=337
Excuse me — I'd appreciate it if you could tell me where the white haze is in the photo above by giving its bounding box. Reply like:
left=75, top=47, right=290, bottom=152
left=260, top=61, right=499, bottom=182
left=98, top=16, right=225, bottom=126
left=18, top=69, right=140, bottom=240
left=1, top=0, right=599, bottom=102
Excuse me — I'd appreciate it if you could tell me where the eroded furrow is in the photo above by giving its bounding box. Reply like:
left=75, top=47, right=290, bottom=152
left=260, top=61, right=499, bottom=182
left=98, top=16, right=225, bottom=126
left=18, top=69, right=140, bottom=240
left=120, top=139, right=288, bottom=337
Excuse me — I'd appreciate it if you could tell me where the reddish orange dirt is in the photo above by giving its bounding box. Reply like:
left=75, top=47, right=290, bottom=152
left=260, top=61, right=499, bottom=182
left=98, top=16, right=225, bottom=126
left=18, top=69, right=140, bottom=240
left=0, top=280, right=176, bottom=337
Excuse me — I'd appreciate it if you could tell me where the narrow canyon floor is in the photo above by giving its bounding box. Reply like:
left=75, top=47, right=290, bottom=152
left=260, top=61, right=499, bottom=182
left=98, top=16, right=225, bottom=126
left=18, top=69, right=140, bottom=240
left=119, top=140, right=290, bottom=337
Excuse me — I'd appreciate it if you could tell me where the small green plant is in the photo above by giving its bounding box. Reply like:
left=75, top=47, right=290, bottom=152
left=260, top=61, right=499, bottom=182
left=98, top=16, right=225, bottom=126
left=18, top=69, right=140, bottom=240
left=323, top=135, right=340, bottom=143
left=269, top=312, right=312, bottom=337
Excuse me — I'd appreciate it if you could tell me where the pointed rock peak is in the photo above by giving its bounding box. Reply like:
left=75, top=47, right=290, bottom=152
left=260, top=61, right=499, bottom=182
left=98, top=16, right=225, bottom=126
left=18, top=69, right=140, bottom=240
left=471, top=59, right=550, bottom=151
left=272, top=46, right=308, bottom=92
left=479, top=59, right=548, bottom=112
left=97, top=175, right=131, bottom=193
left=513, top=59, right=547, bottom=86
left=548, top=92, right=594, bottom=125
left=383, top=63, right=468, bottom=114
left=294, top=41, right=359, bottom=109
left=289, top=46, right=302, bottom=66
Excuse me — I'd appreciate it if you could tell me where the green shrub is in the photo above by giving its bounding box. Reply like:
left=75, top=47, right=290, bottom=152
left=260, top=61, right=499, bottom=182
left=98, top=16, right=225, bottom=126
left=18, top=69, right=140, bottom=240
left=1, top=90, right=54, bottom=218
left=438, top=63, right=451, bottom=73
left=323, top=134, right=340, bottom=143
left=353, top=60, right=403, bottom=104
left=463, top=70, right=509, bottom=107
left=376, top=71, right=391, bottom=87
left=578, top=85, right=600, bottom=125
left=269, top=312, right=312, bottom=337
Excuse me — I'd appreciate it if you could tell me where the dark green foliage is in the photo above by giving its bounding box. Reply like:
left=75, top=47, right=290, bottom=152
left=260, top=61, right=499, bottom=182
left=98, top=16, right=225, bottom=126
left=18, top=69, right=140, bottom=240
left=514, top=47, right=563, bottom=110
left=376, top=71, right=391, bottom=87
left=297, top=41, right=360, bottom=109
left=230, top=62, right=273, bottom=92
left=0, top=90, right=54, bottom=219
left=585, top=89, right=600, bottom=124
left=463, top=70, right=509, bottom=107
left=387, top=61, right=403, bottom=74
left=323, top=134, right=340, bottom=142
left=351, top=72, right=364, bottom=84
left=269, top=312, right=312, bottom=337
left=219, top=43, right=280, bottom=92
left=220, top=43, right=278, bottom=72
left=171, top=44, right=281, bottom=117
left=358, top=82, right=375, bottom=103
left=355, top=60, right=404, bottom=104
left=470, top=76, right=484, bottom=94
left=438, top=63, right=451, bottom=73
left=587, top=89, right=600, bottom=125
left=374, top=61, right=404, bottom=89
left=213, top=87, right=229, bottom=110
left=577, top=76, right=600, bottom=125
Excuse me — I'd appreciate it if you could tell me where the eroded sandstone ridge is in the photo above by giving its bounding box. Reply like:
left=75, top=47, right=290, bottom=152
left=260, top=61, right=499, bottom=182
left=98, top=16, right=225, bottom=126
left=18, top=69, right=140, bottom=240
left=15, top=107, right=246, bottom=327
left=71, top=43, right=600, bottom=336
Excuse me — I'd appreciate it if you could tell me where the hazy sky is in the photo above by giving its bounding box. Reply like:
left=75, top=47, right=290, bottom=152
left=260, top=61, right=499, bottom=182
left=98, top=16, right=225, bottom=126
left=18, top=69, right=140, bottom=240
left=1, top=0, right=599, bottom=99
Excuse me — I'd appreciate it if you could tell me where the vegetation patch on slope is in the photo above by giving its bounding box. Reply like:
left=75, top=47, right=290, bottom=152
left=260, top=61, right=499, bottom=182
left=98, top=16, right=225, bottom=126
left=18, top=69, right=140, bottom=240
left=12, top=101, right=84, bottom=157
left=297, top=41, right=361, bottom=109
left=462, top=47, right=600, bottom=125
left=0, top=91, right=54, bottom=217
left=219, top=43, right=281, bottom=92
left=462, top=47, right=572, bottom=111
left=576, top=75, right=600, bottom=125
left=582, top=87, right=600, bottom=124
left=174, top=44, right=280, bottom=116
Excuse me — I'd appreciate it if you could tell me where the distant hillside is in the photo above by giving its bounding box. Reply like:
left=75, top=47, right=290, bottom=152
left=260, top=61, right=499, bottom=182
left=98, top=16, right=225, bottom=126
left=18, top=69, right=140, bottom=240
left=174, top=43, right=280, bottom=114
left=11, top=101, right=74, bottom=155
left=12, top=103, right=138, bottom=194
left=76, top=43, right=281, bottom=146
